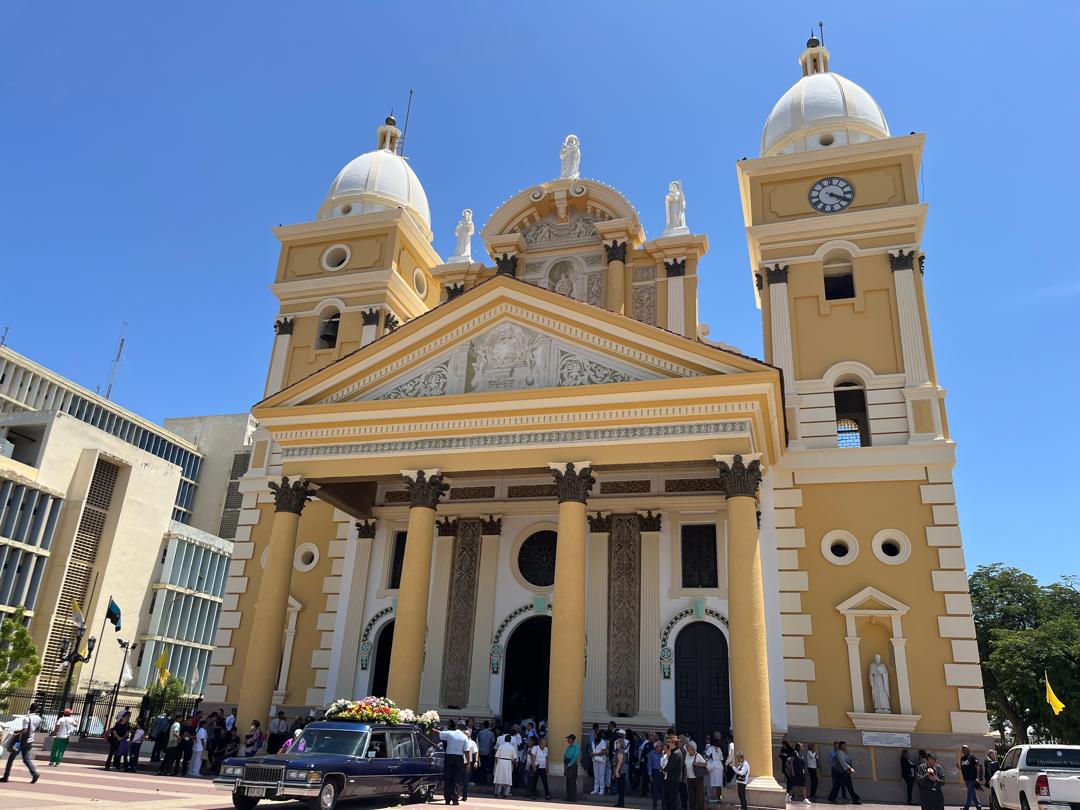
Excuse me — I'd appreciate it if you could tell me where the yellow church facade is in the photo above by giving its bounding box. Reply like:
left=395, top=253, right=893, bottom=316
left=206, top=37, right=987, bottom=802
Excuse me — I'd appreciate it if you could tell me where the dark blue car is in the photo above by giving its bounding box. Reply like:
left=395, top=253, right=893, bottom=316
left=214, top=721, right=443, bottom=809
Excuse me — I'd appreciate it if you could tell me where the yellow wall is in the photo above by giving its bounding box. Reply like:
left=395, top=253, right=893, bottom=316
left=754, top=159, right=917, bottom=224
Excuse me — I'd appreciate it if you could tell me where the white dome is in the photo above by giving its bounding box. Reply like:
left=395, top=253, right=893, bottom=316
left=761, top=47, right=889, bottom=157
left=317, top=120, right=432, bottom=240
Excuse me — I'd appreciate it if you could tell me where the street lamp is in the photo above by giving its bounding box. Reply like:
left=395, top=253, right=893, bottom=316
left=58, top=625, right=96, bottom=712
left=114, top=638, right=138, bottom=697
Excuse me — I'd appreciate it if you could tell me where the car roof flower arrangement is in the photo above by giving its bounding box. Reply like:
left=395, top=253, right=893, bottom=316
left=325, top=696, right=440, bottom=731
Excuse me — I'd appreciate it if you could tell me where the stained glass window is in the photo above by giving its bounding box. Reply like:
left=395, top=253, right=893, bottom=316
left=680, top=524, right=718, bottom=588
left=518, top=531, right=557, bottom=587
left=837, top=417, right=862, bottom=448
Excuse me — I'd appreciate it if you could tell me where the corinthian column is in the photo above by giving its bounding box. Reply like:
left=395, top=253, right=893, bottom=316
left=604, top=241, right=627, bottom=314
left=386, top=469, right=448, bottom=710
left=715, top=455, right=785, bottom=805
left=764, top=264, right=795, bottom=387
left=546, top=462, right=594, bottom=777
left=237, top=476, right=315, bottom=727
left=889, top=249, right=930, bottom=387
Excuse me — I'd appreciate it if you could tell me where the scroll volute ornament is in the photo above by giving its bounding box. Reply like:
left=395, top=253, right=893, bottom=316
left=550, top=462, right=595, bottom=504
left=404, top=470, right=449, bottom=510
left=715, top=454, right=763, bottom=499
left=268, top=476, right=316, bottom=514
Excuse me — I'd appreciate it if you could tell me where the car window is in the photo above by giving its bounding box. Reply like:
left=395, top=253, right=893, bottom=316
left=389, top=732, right=417, bottom=759
left=1001, top=749, right=1020, bottom=770
left=417, top=734, right=435, bottom=756
left=366, top=732, right=389, bottom=758
left=1025, top=748, right=1080, bottom=769
left=294, top=729, right=367, bottom=756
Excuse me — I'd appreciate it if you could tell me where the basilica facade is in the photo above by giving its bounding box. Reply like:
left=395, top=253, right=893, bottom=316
left=206, top=37, right=987, bottom=802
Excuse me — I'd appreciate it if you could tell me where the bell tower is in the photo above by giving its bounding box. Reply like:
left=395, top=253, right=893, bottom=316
left=737, top=37, right=944, bottom=449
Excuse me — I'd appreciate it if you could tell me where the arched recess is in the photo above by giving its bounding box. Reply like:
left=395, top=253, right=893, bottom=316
left=499, top=615, right=552, bottom=722
left=354, top=606, right=394, bottom=697
left=488, top=602, right=554, bottom=717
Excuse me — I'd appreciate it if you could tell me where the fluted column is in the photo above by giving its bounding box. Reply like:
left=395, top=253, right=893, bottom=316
left=546, top=462, right=594, bottom=775
left=764, top=264, right=795, bottom=387
left=604, top=241, right=627, bottom=314
left=716, top=455, right=785, bottom=804
left=237, top=476, right=314, bottom=727
left=665, top=259, right=687, bottom=336
left=386, top=469, right=448, bottom=710
left=889, top=249, right=930, bottom=386
left=264, top=318, right=293, bottom=397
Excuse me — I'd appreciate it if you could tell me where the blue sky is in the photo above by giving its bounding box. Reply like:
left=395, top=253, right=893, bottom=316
left=1, top=2, right=1076, bottom=581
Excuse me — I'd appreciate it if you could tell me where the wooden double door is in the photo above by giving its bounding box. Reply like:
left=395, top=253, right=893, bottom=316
left=674, top=621, right=731, bottom=746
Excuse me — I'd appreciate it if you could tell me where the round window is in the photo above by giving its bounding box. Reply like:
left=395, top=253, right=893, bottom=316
left=294, top=542, right=320, bottom=573
left=322, top=244, right=350, bottom=271
left=517, top=531, right=557, bottom=588
left=871, top=529, right=912, bottom=565
left=413, top=268, right=428, bottom=296
left=821, top=530, right=859, bottom=566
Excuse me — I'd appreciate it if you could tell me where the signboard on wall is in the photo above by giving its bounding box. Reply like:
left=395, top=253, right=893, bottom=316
left=861, top=731, right=911, bottom=748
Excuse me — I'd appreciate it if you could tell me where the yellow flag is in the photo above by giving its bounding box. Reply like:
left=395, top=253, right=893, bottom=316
left=154, top=645, right=170, bottom=686
left=1046, top=671, right=1066, bottom=716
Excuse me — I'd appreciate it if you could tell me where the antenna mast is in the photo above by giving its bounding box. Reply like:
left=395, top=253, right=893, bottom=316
left=0, top=326, right=9, bottom=347
left=819, top=21, right=825, bottom=44
left=104, top=322, right=127, bottom=400
left=399, top=88, right=414, bottom=156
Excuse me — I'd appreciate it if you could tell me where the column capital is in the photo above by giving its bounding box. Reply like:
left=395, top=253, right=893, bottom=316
left=401, top=469, right=449, bottom=510
left=764, top=263, right=789, bottom=285
left=664, top=258, right=687, bottom=277
left=274, top=317, right=294, bottom=335
left=495, top=253, right=518, bottom=277
left=481, top=515, right=503, bottom=536
left=587, top=512, right=610, bottom=533
left=436, top=516, right=458, bottom=537
left=355, top=519, right=377, bottom=539
left=268, top=476, right=315, bottom=514
left=918, top=254, right=926, bottom=275
left=604, top=240, right=628, bottom=263
left=639, top=510, right=662, bottom=532
left=714, top=454, right=764, bottom=499
left=361, top=308, right=381, bottom=326
left=548, top=461, right=595, bottom=504
left=445, top=282, right=466, bottom=301
left=754, top=272, right=764, bottom=291
left=888, top=248, right=917, bottom=272
left=384, top=312, right=400, bottom=332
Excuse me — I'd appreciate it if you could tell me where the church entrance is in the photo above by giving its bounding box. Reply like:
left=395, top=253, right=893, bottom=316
left=370, top=620, right=394, bottom=698
left=501, top=615, right=551, bottom=723
left=674, top=621, right=731, bottom=746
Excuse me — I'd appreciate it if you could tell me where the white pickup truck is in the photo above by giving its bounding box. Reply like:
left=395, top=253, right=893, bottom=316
left=990, top=745, right=1080, bottom=810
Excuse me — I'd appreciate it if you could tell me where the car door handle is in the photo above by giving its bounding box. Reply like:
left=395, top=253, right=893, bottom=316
left=388, top=766, right=400, bottom=772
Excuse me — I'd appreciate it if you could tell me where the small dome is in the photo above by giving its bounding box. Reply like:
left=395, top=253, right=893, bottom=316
left=317, top=119, right=432, bottom=240
left=761, top=44, right=889, bottom=157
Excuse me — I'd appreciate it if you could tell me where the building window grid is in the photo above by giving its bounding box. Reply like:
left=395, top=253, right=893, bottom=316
left=680, top=524, right=720, bottom=589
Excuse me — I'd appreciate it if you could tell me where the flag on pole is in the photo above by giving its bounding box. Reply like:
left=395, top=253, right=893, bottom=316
left=69, top=599, right=85, bottom=630
left=189, top=664, right=201, bottom=693
left=105, top=597, right=122, bottom=631
left=1046, top=671, right=1066, bottom=715
left=155, top=645, right=170, bottom=687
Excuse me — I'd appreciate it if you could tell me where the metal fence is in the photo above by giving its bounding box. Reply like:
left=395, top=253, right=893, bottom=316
left=0, top=687, right=202, bottom=737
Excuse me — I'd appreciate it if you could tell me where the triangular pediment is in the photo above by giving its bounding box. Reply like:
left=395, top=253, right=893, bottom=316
left=836, top=586, right=909, bottom=616
left=261, top=275, right=771, bottom=409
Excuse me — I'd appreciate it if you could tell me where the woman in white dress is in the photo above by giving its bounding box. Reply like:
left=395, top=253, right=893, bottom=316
left=704, top=734, right=726, bottom=803
left=494, top=734, right=517, bottom=798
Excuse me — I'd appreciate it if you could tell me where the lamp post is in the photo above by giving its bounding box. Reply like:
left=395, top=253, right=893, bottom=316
left=114, top=639, right=137, bottom=696
left=57, top=625, right=96, bottom=713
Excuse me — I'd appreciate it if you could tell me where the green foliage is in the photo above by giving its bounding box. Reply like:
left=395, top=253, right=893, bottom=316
left=970, top=564, right=1080, bottom=744
left=0, top=608, right=42, bottom=711
left=147, top=674, right=186, bottom=703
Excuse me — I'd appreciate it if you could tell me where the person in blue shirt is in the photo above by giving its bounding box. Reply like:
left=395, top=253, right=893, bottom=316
left=647, top=739, right=664, bottom=810
left=563, top=734, right=581, bottom=803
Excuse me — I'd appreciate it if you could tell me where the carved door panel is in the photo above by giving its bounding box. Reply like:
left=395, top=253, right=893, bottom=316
left=674, top=622, right=730, bottom=746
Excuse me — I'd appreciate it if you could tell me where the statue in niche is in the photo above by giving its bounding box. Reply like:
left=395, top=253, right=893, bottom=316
left=548, top=260, right=576, bottom=297
left=560, top=134, right=581, bottom=179
left=451, top=209, right=474, bottom=261
left=868, top=653, right=892, bottom=713
left=664, top=180, right=688, bottom=236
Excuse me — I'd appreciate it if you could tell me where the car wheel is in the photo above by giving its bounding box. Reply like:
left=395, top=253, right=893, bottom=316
left=231, top=794, right=260, bottom=810
left=990, top=790, right=1001, bottom=810
left=410, top=784, right=434, bottom=803
left=312, top=778, right=341, bottom=810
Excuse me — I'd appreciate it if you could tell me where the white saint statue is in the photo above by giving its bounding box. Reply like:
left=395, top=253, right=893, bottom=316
left=450, top=208, right=474, bottom=262
left=560, top=134, right=581, bottom=180
left=663, top=180, right=688, bottom=236
left=868, top=654, right=892, bottom=713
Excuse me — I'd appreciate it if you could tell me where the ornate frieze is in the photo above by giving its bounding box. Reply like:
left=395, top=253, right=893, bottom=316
left=586, top=273, right=603, bottom=307
left=889, top=249, right=916, bottom=272
left=268, top=476, right=315, bottom=514
left=355, top=519, right=377, bottom=539
left=587, top=512, right=611, bottom=533
left=550, top=462, right=595, bottom=504
left=633, top=266, right=656, bottom=283
left=495, top=253, right=518, bottom=277
left=436, top=516, right=458, bottom=537
left=604, top=241, right=628, bottom=263
left=715, top=454, right=763, bottom=499
left=384, top=490, right=410, bottom=503
left=441, top=519, right=483, bottom=708
left=507, top=484, right=559, bottom=499
left=607, top=514, right=641, bottom=716
left=584, top=254, right=603, bottom=266
left=664, top=477, right=722, bottom=493
left=274, top=317, right=294, bottom=335
left=599, top=480, right=650, bottom=495
left=403, top=470, right=449, bottom=509
left=522, top=214, right=604, bottom=247
left=375, top=363, right=449, bottom=400
left=449, top=486, right=496, bottom=501
left=557, top=351, right=633, bottom=387
left=633, top=285, right=656, bottom=323
left=765, top=264, right=789, bottom=285
left=445, top=283, right=466, bottom=301
left=664, top=259, right=686, bottom=277
left=638, top=510, right=662, bottom=532
left=361, top=308, right=381, bottom=326
left=481, top=515, right=502, bottom=535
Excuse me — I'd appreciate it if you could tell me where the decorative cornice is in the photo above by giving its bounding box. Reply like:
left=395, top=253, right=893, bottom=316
left=889, top=249, right=916, bottom=272
left=436, top=516, right=458, bottom=537
left=495, top=253, right=518, bottom=277
left=355, top=519, right=377, bottom=539
left=715, top=454, right=763, bottom=499
left=274, top=317, right=294, bottom=336
left=268, top=476, right=315, bottom=514
left=445, top=282, right=466, bottom=301
left=402, top=469, right=449, bottom=510
left=481, top=515, right=502, bottom=536
left=754, top=273, right=763, bottom=291
left=664, top=258, right=686, bottom=278
left=604, top=241, right=628, bottom=264
left=588, top=512, right=611, bottom=533
left=384, top=312, right=400, bottom=332
left=361, top=308, right=381, bottom=326
left=550, top=462, right=596, bottom=504
left=638, top=510, right=662, bottom=532
left=765, top=264, right=789, bottom=285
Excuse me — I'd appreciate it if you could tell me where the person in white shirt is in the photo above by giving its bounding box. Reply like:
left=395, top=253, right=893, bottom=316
left=438, top=720, right=469, bottom=805
left=189, top=720, right=208, bottom=776
left=494, top=734, right=517, bottom=798
left=48, top=708, right=77, bottom=767
left=733, top=752, right=750, bottom=810
left=224, top=708, right=237, bottom=733
left=590, top=729, right=609, bottom=796
left=127, top=720, right=146, bottom=772
left=1, top=702, right=42, bottom=783
left=528, top=737, right=551, bottom=799
left=267, top=711, right=290, bottom=754
left=460, top=728, right=479, bottom=801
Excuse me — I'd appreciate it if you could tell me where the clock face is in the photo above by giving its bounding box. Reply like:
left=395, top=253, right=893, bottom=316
left=808, top=176, right=855, bottom=213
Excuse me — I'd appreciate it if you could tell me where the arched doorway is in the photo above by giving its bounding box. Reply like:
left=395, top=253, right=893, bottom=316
left=674, top=621, right=730, bottom=747
left=500, top=616, right=551, bottom=722
left=370, top=620, right=394, bottom=698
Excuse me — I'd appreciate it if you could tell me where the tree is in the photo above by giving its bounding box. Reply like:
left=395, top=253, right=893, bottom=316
left=0, top=607, right=42, bottom=711
left=147, top=674, right=186, bottom=703
left=970, top=564, right=1080, bottom=744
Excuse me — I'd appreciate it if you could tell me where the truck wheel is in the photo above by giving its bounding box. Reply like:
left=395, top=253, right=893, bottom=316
left=1020, top=796, right=1031, bottom=810
left=308, top=778, right=342, bottom=810
left=990, top=790, right=1001, bottom=810
left=232, top=794, right=260, bottom=810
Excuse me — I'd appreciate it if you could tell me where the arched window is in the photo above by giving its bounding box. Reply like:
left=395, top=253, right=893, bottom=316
left=834, top=380, right=871, bottom=448
left=315, top=307, right=341, bottom=350
left=823, top=250, right=855, bottom=301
